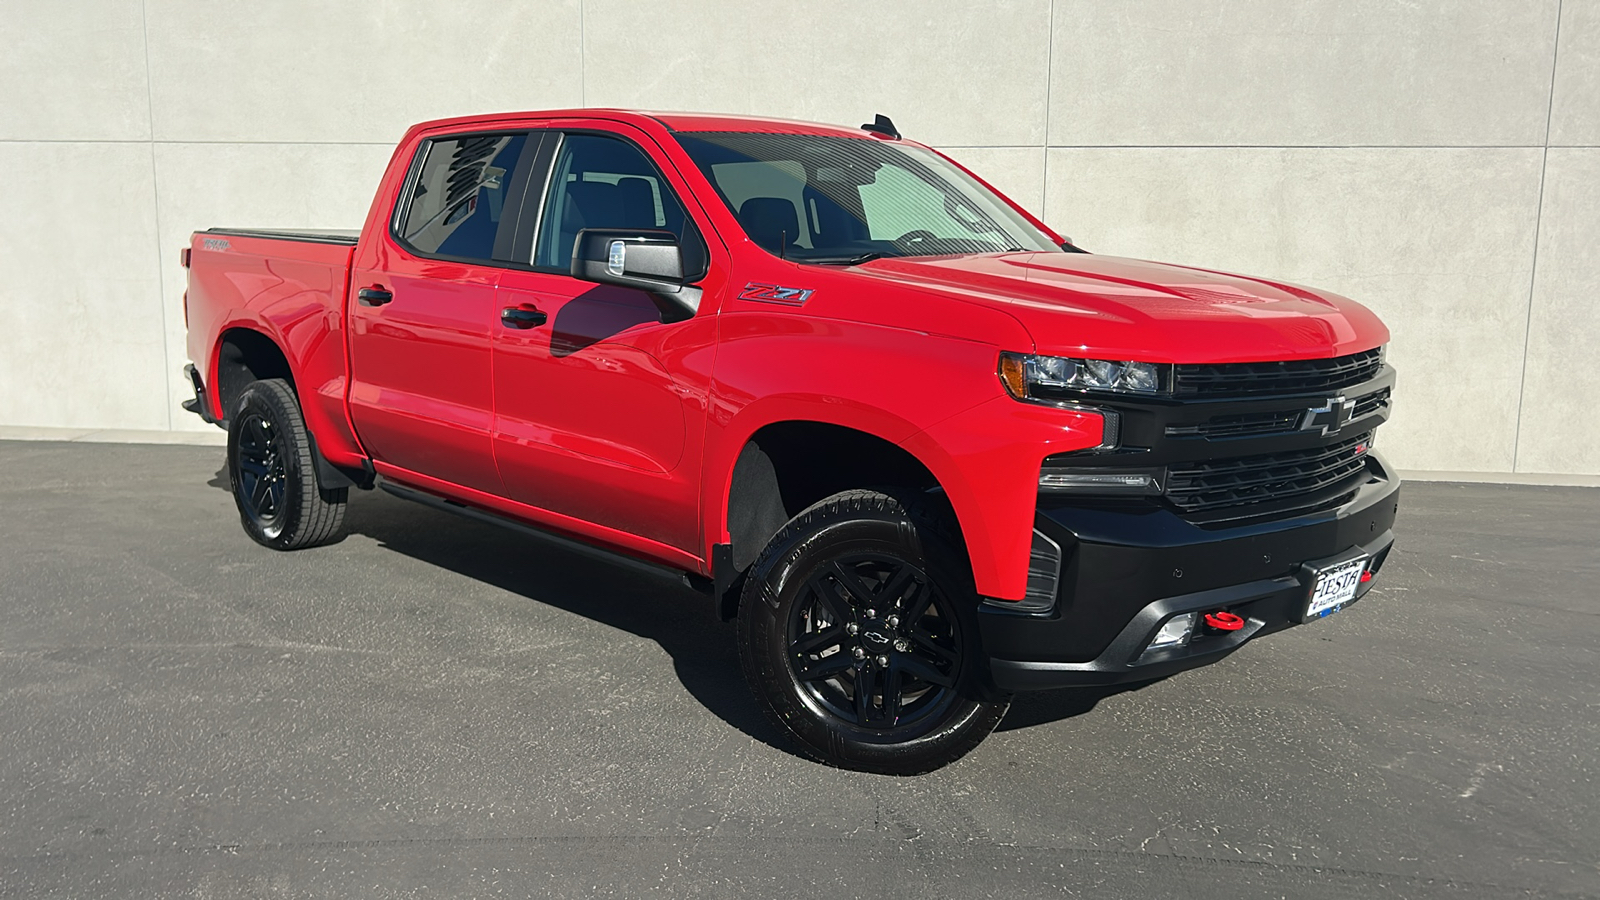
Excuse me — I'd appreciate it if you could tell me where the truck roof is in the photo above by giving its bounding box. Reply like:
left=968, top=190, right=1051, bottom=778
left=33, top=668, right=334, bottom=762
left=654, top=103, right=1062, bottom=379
left=405, top=109, right=879, bottom=141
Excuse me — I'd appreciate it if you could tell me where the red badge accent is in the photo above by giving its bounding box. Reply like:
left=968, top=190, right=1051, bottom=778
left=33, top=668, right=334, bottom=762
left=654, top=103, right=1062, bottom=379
left=739, top=282, right=815, bottom=305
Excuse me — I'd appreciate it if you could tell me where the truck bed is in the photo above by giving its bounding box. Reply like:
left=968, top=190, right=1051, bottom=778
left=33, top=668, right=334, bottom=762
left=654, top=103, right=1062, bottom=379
left=202, top=227, right=360, bottom=245
left=184, top=226, right=365, bottom=471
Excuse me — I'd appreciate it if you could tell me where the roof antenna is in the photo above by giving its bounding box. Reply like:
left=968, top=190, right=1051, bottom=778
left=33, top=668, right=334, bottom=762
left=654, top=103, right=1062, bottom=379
left=861, top=114, right=900, bottom=140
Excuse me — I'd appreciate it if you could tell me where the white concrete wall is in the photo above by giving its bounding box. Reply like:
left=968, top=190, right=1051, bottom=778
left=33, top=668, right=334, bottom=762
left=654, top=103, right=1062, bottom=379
left=1, top=0, right=1594, bottom=475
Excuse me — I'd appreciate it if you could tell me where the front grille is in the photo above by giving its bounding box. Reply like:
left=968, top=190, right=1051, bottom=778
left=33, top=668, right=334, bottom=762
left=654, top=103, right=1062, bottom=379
left=1174, top=349, right=1383, bottom=397
left=1352, top=386, right=1391, bottom=419
left=1166, top=409, right=1303, bottom=439
left=1166, top=385, right=1392, bottom=440
left=1166, top=432, right=1373, bottom=513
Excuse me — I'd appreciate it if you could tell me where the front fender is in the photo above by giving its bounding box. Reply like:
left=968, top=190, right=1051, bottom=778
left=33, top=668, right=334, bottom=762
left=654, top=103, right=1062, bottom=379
left=700, top=314, right=1008, bottom=564
left=900, top=396, right=1105, bottom=601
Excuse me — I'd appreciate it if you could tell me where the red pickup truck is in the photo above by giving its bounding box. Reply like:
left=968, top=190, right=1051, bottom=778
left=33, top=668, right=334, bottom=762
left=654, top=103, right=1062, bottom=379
left=182, top=109, right=1398, bottom=774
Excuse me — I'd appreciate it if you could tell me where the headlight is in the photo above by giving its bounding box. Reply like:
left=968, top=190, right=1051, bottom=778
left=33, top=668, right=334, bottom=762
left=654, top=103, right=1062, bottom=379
left=999, top=352, right=1173, bottom=399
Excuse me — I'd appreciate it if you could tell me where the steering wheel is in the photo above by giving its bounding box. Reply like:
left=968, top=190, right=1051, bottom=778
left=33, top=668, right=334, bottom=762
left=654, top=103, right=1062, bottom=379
left=892, top=229, right=939, bottom=250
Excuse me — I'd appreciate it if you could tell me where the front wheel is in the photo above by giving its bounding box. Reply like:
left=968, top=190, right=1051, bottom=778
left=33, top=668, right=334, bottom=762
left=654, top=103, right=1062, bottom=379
left=226, top=378, right=347, bottom=550
left=737, top=490, right=1009, bottom=775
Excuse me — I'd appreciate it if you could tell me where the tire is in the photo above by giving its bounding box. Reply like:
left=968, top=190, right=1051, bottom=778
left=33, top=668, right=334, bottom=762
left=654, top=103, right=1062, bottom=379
left=737, top=489, right=1010, bottom=775
left=226, top=378, right=347, bottom=550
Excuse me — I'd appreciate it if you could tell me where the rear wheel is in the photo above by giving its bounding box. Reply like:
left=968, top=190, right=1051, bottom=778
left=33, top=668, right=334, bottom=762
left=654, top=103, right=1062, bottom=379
left=227, top=378, right=346, bottom=550
left=737, top=490, right=1009, bottom=775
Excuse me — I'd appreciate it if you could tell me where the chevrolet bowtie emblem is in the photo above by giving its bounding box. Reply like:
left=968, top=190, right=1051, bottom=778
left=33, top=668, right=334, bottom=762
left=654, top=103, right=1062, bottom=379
left=1301, top=397, right=1354, bottom=436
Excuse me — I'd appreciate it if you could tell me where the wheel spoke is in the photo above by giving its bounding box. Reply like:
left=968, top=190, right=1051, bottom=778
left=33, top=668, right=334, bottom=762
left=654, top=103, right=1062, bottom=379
left=897, top=653, right=955, bottom=689
left=793, top=625, right=845, bottom=656
left=910, top=626, right=958, bottom=663
left=900, top=578, right=934, bottom=623
left=267, top=480, right=285, bottom=516
left=246, top=417, right=270, bottom=449
left=855, top=663, right=875, bottom=722
left=807, top=571, right=854, bottom=624
left=250, top=474, right=272, bottom=513
left=237, top=455, right=269, bottom=477
left=239, top=472, right=258, bottom=509
left=828, top=560, right=881, bottom=610
left=882, top=661, right=903, bottom=723
left=877, top=565, right=916, bottom=608
left=795, top=652, right=854, bottom=683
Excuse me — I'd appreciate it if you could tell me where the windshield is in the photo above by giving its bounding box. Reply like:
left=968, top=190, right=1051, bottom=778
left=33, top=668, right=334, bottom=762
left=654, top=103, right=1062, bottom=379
left=674, top=132, right=1061, bottom=263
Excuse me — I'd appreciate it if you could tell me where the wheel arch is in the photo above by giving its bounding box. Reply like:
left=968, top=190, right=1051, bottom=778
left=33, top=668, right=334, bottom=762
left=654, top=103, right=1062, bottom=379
left=715, top=417, right=963, bottom=620
left=213, top=324, right=296, bottom=423
left=213, top=322, right=368, bottom=491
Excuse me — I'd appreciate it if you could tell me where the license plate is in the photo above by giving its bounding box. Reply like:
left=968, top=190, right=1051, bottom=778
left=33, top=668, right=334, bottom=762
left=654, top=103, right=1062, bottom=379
left=1304, top=557, right=1367, bottom=621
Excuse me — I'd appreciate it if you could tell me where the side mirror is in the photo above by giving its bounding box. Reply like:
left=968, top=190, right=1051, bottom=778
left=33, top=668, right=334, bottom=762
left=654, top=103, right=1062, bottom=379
left=570, top=228, right=700, bottom=322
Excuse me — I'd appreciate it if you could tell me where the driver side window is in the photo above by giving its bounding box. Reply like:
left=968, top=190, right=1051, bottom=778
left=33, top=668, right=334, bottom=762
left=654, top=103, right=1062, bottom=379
left=534, top=133, right=707, bottom=278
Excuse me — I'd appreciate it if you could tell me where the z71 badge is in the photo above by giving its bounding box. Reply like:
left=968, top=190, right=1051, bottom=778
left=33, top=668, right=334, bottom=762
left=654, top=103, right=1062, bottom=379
left=738, top=282, right=815, bottom=306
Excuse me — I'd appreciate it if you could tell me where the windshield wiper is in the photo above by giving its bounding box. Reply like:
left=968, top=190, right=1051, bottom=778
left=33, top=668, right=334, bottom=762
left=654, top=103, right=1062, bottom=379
left=805, top=251, right=888, bottom=266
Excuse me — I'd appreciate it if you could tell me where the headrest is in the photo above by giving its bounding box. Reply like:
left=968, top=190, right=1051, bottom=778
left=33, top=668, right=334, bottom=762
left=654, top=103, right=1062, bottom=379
left=563, top=180, right=622, bottom=229
left=616, top=177, right=658, bottom=228
left=738, top=197, right=800, bottom=254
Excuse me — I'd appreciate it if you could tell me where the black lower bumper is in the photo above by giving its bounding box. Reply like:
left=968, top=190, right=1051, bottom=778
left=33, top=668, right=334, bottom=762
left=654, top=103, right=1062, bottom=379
left=982, top=458, right=1400, bottom=691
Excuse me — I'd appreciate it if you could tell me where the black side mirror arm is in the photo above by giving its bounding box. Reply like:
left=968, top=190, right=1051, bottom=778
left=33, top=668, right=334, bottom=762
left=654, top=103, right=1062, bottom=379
left=570, top=228, right=700, bottom=322
left=650, top=285, right=700, bottom=324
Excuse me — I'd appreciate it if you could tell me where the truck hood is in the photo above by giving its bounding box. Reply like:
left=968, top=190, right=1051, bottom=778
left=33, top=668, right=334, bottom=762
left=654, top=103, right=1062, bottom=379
left=856, top=252, right=1388, bottom=363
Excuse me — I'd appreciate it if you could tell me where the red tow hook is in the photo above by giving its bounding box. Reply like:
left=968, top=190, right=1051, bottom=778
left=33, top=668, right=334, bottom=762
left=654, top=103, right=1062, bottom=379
left=1360, top=569, right=1374, bottom=583
left=1203, top=611, right=1245, bottom=632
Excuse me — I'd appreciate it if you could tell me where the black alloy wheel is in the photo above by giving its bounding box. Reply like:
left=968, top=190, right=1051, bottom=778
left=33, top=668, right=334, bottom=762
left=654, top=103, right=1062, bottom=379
left=234, top=411, right=288, bottom=539
left=738, top=490, right=1009, bottom=775
left=226, top=378, right=347, bottom=550
left=787, top=554, right=963, bottom=734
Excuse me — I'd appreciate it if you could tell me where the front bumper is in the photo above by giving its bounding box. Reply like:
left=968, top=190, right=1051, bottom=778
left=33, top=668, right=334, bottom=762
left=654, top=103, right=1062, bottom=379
left=982, top=457, right=1399, bottom=691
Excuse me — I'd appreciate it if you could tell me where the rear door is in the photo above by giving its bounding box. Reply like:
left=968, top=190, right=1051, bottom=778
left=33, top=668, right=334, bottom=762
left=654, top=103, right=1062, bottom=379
left=347, top=131, right=542, bottom=494
left=491, top=127, right=720, bottom=553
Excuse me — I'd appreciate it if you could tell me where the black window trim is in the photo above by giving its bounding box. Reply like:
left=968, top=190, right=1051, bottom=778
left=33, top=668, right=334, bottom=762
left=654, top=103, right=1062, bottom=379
left=510, top=131, right=564, bottom=266
left=387, top=128, right=548, bottom=270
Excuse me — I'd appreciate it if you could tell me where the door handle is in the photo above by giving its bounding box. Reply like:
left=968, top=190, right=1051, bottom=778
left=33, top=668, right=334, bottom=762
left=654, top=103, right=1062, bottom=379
left=501, top=306, right=548, bottom=329
left=357, top=286, right=393, bottom=306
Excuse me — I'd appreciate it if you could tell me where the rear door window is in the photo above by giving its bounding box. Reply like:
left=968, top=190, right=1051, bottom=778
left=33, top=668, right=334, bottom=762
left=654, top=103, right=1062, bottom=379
left=397, top=133, right=530, bottom=262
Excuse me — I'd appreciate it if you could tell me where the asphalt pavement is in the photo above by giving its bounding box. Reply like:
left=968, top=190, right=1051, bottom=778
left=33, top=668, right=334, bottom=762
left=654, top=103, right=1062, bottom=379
left=1, top=440, right=1596, bottom=899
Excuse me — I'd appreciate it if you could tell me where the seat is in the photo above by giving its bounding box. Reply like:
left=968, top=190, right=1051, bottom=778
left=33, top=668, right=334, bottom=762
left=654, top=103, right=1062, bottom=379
left=738, top=197, right=800, bottom=254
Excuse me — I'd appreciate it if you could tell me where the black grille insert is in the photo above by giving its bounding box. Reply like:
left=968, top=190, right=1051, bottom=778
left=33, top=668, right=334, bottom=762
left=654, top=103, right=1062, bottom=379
left=1166, top=432, right=1373, bottom=513
left=1174, top=350, right=1383, bottom=397
left=1352, top=386, right=1391, bottom=419
left=1166, top=409, right=1304, bottom=439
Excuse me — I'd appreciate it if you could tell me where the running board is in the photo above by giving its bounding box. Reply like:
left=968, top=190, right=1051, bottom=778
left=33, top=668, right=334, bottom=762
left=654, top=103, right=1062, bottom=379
left=378, top=480, right=712, bottom=594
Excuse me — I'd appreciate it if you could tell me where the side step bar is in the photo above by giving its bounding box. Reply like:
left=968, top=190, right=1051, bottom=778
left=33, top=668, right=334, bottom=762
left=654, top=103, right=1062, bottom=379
left=379, top=479, right=714, bottom=595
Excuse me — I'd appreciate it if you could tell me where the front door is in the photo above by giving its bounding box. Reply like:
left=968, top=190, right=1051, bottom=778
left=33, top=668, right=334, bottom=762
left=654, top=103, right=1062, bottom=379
left=347, top=131, right=537, bottom=495
left=492, top=130, right=718, bottom=553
